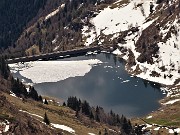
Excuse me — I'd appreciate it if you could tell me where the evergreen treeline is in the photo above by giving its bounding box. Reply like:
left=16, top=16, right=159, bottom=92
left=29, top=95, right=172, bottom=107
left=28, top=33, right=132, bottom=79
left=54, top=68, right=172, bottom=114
left=66, top=96, right=133, bottom=134
left=0, top=56, right=9, bottom=79
left=11, top=77, right=42, bottom=101
left=0, top=0, right=47, bottom=50
left=0, top=55, right=42, bottom=101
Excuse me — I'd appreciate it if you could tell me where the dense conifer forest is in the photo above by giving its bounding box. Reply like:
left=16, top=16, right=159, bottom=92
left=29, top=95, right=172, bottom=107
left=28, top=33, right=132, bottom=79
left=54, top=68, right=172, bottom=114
left=66, top=96, right=134, bottom=134
left=0, top=0, right=46, bottom=50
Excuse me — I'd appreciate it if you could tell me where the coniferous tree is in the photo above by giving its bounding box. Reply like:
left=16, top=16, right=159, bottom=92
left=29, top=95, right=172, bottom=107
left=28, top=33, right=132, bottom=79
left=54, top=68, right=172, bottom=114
left=81, top=100, right=90, bottom=116
left=0, top=56, right=9, bottom=79
left=104, top=128, right=108, bottom=135
left=121, top=116, right=132, bottom=134
left=75, top=109, right=79, bottom=118
left=63, top=102, right=66, bottom=106
left=44, top=98, right=48, bottom=105
left=11, top=78, right=21, bottom=96
left=43, top=112, right=50, bottom=125
left=38, top=95, right=43, bottom=102
left=95, top=106, right=100, bottom=122
left=90, top=111, right=94, bottom=119
left=29, top=86, right=39, bottom=101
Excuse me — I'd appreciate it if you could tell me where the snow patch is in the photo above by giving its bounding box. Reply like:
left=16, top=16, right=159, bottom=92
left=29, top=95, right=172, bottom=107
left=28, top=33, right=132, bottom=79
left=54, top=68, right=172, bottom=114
left=146, top=124, right=152, bottom=128
left=0, top=120, right=10, bottom=133
left=19, top=110, right=43, bottom=119
left=51, top=124, right=75, bottom=133
left=154, top=127, right=160, bottom=131
left=10, top=91, right=17, bottom=98
left=146, top=115, right=152, bottom=119
left=163, top=99, right=180, bottom=105
left=88, top=133, right=96, bottom=135
left=168, top=128, right=180, bottom=134
left=45, top=4, right=65, bottom=20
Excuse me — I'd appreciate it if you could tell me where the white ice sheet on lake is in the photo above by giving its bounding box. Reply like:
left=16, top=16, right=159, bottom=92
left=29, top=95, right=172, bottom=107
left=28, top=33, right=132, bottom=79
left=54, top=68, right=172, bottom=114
left=9, top=59, right=102, bottom=84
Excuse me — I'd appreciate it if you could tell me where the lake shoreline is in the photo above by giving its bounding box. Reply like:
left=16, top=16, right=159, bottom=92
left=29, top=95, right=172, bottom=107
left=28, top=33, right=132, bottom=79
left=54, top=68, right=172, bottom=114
left=113, top=51, right=180, bottom=131
left=9, top=52, right=166, bottom=118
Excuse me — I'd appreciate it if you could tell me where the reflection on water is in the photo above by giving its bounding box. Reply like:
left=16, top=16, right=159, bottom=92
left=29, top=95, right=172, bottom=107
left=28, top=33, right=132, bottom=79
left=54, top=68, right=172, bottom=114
left=31, top=53, right=165, bottom=117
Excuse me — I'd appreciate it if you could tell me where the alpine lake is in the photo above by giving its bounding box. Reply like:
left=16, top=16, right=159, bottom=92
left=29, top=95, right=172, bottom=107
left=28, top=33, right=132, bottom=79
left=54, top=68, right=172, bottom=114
left=10, top=52, right=166, bottom=118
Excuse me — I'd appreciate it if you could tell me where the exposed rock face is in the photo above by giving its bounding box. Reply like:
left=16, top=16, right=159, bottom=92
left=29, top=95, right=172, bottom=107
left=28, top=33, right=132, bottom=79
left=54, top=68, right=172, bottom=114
left=135, top=24, right=160, bottom=64
left=127, top=49, right=136, bottom=67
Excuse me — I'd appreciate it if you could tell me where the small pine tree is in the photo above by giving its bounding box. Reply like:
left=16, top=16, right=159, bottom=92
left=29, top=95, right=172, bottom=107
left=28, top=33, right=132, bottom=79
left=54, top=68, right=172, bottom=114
left=44, top=112, right=50, bottom=125
left=44, top=99, right=48, bottom=105
left=96, top=114, right=100, bottom=122
left=75, top=109, right=79, bottom=118
left=29, top=86, right=39, bottom=101
left=38, top=95, right=43, bottom=102
left=63, top=102, right=66, bottom=106
left=104, top=128, right=108, bottom=135
left=90, top=111, right=94, bottom=119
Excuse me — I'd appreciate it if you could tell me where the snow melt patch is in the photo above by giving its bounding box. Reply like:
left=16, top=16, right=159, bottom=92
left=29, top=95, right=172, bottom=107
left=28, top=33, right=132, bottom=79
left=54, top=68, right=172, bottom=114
left=154, top=127, right=160, bottom=131
left=9, top=59, right=102, bottom=84
left=146, top=124, right=152, bottom=128
left=10, top=91, right=17, bottom=98
left=146, top=115, right=152, bottom=119
left=168, top=128, right=180, bottom=134
left=169, top=129, right=174, bottom=134
left=45, top=4, right=65, bottom=20
left=174, top=128, right=180, bottom=133
left=51, top=124, right=75, bottom=133
left=163, top=99, right=180, bottom=105
left=0, top=120, right=10, bottom=133
left=82, top=26, right=96, bottom=46
left=19, top=110, right=43, bottom=119
left=88, top=133, right=96, bottom=135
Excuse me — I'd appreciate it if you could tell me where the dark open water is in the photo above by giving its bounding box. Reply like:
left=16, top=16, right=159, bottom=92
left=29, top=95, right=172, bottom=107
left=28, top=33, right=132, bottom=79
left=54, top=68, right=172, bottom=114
left=11, top=53, right=165, bottom=117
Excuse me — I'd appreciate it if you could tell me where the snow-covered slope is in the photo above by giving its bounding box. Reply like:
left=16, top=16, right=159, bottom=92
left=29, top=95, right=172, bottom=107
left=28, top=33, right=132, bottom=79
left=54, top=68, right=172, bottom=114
left=82, top=0, right=157, bottom=45
left=82, top=0, right=180, bottom=86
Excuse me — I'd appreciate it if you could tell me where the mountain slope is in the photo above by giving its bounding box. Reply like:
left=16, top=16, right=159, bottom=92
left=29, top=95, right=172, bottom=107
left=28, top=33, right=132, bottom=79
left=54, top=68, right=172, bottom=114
left=0, top=0, right=47, bottom=50
left=82, top=0, right=180, bottom=86
left=7, top=0, right=180, bottom=86
left=7, top=0, right=113, bottom=57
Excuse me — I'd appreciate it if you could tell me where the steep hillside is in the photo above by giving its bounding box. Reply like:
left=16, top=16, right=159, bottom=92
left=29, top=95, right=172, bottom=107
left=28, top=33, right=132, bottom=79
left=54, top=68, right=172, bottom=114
left=0, top=56, right=135, bottom=135
left=7, top=0, right=116, bottom=57
left=0, top=0, right=180, bottom=134
left=7, top=0, right=180, bottom=87
left=0, top=0, right=47, bottom=50
left=81, top=0, right=180, bottom=87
